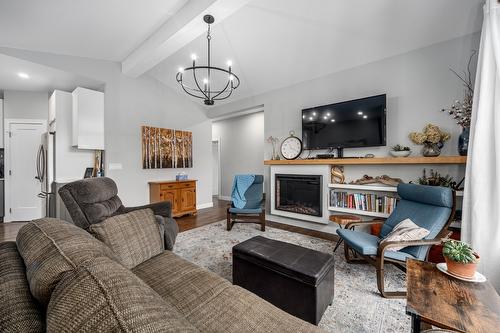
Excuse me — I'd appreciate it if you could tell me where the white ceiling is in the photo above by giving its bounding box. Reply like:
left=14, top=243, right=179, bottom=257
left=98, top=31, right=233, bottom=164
left=148, top=0, right=484, bottom=105
left=0, top=0, right=484, bottom=105
left=0, top=0, right=188, bottom=61
left=0, top=53, right=104, bottom=93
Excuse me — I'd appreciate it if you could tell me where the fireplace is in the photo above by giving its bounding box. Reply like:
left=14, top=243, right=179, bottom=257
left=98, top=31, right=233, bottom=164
left=275, top=174, right=322, bottom=217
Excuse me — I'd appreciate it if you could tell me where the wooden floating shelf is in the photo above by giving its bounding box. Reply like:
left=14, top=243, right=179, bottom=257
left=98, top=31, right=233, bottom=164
left=328, top=206, right=391, bottom=218
left=264, top=156, right=467, bottom=165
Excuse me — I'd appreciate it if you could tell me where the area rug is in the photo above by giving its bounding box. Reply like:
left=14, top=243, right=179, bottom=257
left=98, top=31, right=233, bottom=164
left=174, top=221, right=410, bottom=333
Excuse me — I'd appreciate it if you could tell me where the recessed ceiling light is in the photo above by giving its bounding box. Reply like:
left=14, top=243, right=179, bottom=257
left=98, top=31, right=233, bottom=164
left=357, top=111, right=363, bottom=115
left=18, top=72, right=29, bottom=79
left=363, top=115, right=368, bottom=119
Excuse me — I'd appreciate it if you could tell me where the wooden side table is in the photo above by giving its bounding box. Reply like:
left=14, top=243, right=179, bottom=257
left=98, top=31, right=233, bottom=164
left=406, top=259, right=500, bottom=333
left=329, top=214, right=362, bottom=252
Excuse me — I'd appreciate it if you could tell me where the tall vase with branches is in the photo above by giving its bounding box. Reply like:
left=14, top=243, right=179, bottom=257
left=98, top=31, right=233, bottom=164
left=441, top=51, right=476, bottom=156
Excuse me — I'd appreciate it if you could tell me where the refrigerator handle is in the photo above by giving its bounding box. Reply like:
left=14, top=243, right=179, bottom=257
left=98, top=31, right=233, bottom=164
left=35, top=144, right=43, bottom=182
left=40, top=145, right=45, bottom=183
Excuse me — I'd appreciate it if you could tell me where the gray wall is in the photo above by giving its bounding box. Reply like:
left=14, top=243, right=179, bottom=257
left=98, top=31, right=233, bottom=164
left=4, top=91, right=48, bottom=119
left=209, top=33, right=479, bottom=220
left=0, top=47, right=213, bottom=207
left=212, top=112, right=264, bottom=198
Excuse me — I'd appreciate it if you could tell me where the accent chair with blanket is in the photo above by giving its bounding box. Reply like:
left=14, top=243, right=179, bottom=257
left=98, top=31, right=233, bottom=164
left=227, top=174, right=265, bottom=231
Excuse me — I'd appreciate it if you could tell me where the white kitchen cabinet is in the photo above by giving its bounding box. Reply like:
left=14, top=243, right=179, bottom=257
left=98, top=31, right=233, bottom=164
left=72, top=87, right=104, bottom=150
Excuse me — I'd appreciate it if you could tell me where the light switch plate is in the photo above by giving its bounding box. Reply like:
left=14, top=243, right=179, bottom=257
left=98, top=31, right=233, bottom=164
left=108, top=163, right=123, bottom=170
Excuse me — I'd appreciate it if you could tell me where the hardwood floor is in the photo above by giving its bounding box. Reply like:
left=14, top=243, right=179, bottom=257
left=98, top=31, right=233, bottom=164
left=0, top=197, right=338, bottom=243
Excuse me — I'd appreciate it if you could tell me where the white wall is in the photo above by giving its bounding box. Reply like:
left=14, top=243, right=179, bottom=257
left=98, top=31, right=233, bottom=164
left=0, top=47, right=213, bottom=208
left=4, top=91, right=48, bottom=119
left=212, top=112, right=264, bottom=198
left=209, top=33, right=478, bottom=228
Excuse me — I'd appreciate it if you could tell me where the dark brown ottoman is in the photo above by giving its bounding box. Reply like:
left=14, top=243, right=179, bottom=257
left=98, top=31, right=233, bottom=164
left=232, top=236, right=334, bottom=325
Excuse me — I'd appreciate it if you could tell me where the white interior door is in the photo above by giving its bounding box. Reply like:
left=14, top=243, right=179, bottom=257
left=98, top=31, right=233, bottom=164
left=6, top=120, right=46, bottom=221
left=212, top=140, right=220, bottom=196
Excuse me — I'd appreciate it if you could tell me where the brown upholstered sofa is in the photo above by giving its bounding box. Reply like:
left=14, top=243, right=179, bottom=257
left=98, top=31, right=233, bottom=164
left=0, top=209, right=324, bottom=332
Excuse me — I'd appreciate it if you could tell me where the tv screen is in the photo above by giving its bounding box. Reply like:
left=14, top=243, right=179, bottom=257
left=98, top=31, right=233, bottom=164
left=302, top=94, right=386, bottom=150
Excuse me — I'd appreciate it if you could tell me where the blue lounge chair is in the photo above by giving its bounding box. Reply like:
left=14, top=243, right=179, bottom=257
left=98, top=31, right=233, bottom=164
left=337, top=183, right=455, bottom=298
left=227, top=175, right=265, bottom=231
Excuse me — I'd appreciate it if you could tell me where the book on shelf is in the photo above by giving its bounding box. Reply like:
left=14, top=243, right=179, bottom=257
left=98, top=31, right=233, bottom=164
left=329, top=190, right=398, bottom=215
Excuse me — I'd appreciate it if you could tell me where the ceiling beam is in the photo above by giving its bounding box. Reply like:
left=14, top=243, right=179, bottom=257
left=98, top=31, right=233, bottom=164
left=122, top=0, right=251, bottom=78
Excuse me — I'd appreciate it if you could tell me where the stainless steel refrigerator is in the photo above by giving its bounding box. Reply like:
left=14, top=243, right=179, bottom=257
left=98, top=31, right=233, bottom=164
left=36, top=132, right=56, bottom=217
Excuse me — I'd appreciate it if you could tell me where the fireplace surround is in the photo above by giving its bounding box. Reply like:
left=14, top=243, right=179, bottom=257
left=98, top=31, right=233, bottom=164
left=275, top=174, right=322, bottom=217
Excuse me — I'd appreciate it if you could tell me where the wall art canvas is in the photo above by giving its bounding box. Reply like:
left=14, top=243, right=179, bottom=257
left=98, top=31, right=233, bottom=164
left=141, top=126, right=193, bottom=169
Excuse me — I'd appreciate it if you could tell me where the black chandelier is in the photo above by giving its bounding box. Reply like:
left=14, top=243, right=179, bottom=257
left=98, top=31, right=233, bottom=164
left=176, top=14, right=240, bottom=105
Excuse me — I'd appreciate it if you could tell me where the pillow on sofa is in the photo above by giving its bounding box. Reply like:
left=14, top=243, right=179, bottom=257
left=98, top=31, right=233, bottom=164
left=16, top=218, right=117, bottom=306
left=47, top=256, right=198, bottom=332
left=0, top=242, right=44, bottom=332
left=382, top=218, right=430, bottom=251
left=89, top=208, right=164, bottom=269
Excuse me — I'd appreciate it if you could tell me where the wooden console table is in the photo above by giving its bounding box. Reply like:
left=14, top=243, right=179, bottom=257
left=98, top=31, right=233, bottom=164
left=149, top=180, right=197, bottom=217
left=406, top=259, right=500, bottom=333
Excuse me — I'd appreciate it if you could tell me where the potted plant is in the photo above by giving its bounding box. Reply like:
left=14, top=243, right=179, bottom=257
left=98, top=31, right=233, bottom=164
left=390, top=144, right=411, bottom=157
left=442, top=239, right=479, bottom=279
left=409, top=124, right=450, bottom=157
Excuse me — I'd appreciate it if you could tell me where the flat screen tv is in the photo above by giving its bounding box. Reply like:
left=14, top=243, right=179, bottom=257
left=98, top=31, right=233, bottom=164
left=302, top=94, right=386, bottom=150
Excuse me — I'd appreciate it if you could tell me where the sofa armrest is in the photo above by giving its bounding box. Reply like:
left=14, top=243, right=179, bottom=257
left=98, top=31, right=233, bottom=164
left=120, top=201, right=172, bottom=218
left=377, top=235, right=451, bottom=259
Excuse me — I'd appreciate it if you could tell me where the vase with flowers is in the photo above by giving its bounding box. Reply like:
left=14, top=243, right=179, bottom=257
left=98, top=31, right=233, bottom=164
left=441, top=51, right=475, bottom=156
left=409, top=124, right=451, bottom=157
left=266, top=136, right=280, bottom=160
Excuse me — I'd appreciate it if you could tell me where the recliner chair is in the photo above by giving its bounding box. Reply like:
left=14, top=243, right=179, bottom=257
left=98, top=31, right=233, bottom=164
left=58, top=177, right=178, bottom=250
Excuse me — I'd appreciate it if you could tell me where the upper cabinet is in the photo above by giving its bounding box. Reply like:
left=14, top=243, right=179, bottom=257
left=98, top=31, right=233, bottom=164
left=0, top=99, right=3, bottom=148
left=72, top=87, right=104, bottom=150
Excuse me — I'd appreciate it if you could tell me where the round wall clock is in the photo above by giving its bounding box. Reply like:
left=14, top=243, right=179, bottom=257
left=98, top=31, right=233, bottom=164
left=280, top=131, right=303, bottom=160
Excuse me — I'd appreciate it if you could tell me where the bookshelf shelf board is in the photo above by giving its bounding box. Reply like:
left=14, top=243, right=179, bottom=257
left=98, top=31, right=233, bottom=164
left=264, top=156, right=467, bottom=165
left=328, top=206, right=391, bottom=218
left=328, top=184, right=398, bottom=192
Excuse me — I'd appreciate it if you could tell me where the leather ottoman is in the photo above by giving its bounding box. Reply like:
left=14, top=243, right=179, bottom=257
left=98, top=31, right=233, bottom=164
left=232, top=236, right=334, bottom=325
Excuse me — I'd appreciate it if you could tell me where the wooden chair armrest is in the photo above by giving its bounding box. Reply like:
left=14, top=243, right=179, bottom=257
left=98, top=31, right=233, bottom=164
left=377, top=237, right=448, bottom=258
left=345, top=219, right=384, bottom=229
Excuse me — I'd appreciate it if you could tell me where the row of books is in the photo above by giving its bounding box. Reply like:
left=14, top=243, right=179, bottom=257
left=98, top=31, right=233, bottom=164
left=329, top=190, right=397, bottom=214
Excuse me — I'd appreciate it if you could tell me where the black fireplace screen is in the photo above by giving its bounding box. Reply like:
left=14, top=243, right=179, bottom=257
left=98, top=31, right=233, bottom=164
left=275, top=174, right=322, bottom=217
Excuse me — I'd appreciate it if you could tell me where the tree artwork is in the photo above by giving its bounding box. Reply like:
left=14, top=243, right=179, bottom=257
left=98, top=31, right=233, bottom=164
left=141, top=126, right=193, bottom=169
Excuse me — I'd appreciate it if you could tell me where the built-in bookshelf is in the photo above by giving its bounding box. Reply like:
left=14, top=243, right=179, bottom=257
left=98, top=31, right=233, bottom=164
left=328, top=184, right=398, bottom=218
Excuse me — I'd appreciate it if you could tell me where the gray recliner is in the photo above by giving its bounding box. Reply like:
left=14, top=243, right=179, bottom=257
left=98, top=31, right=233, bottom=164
left=58, top=177, right=178, bottom=250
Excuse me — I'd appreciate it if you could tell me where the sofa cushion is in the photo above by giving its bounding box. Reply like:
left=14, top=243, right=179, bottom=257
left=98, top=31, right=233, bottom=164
left=16, top=218, right=116, bottom=306
left=0, top=242, right=44, bottom=333
left=187, top=285, right=323, bottom=333
left=47, top=256, right=198, bottom=332
left=89, top=208, right=164, bottom=269
left=132, top=250, right=230, bottom=315
left=133, top=251, right=322, bottom=332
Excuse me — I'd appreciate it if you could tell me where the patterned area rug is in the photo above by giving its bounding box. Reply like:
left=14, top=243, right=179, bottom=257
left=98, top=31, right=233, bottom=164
left=174, top=221, right=410, bottom=333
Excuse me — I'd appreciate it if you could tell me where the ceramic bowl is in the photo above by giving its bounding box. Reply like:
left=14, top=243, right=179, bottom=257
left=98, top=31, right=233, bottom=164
left=390, top=150, right=411, bottom=157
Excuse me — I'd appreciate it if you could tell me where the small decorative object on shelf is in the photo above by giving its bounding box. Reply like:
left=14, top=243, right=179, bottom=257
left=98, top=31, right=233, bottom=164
left=330, top=166, right=346, bottom=184
left=176, top=172, right=188, bottom=181
left=280, top=131, right=303, bottom=160
left=409, top=124, right=450, bottom=157
left=390, top=144, right=411, bottom=157
left=417, top=168, right=464, bottom=190
left=441, top=51, right=476, bottom=156
left=442, top=240, right=479, bottom=279
left=350, top=174, right=403, bottom=187
left=266, top=136, right=281, bottom=160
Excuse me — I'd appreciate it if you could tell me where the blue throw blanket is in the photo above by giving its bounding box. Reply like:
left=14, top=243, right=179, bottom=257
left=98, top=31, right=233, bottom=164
left=231, top=174, right=256, bottom=209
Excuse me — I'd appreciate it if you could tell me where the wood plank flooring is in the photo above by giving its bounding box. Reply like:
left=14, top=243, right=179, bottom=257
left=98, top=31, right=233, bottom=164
left=0, top=197, right=337, bottom=243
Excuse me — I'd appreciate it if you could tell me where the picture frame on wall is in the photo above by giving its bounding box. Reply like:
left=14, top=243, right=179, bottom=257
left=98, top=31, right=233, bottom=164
left=141, top=126, right=193, bottom=169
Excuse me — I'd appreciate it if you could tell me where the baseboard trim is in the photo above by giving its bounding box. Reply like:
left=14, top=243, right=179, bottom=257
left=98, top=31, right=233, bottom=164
left=197, top=202, right=214, bottom=210
left=218, top=195, right=232, bottom=201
